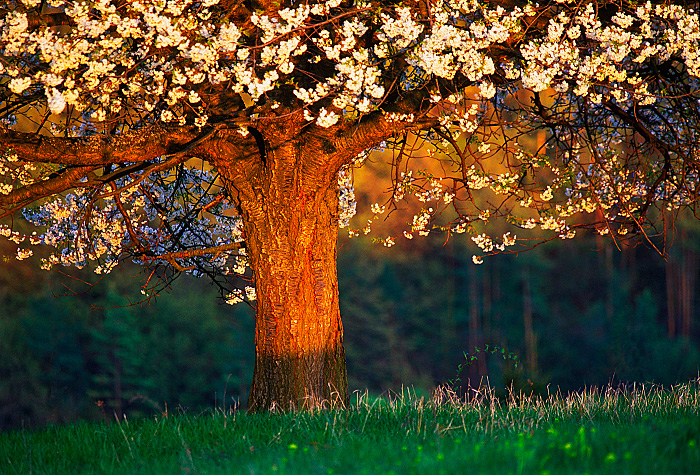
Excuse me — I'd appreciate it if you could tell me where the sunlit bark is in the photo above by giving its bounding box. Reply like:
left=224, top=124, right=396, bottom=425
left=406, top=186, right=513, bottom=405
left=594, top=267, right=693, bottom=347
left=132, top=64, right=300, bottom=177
left=214, top=117, right=350, bottom=409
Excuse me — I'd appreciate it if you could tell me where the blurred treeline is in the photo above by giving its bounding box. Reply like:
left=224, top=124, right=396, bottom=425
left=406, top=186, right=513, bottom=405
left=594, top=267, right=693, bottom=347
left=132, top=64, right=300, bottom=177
left=341, top=225, right=700, bottom=397
left=2, top=217, right=700, bottom=430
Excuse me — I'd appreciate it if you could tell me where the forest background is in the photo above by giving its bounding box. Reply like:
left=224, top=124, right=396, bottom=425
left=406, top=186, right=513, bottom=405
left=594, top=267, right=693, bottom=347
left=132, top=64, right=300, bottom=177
left=1, top=155, right=700, bottom=431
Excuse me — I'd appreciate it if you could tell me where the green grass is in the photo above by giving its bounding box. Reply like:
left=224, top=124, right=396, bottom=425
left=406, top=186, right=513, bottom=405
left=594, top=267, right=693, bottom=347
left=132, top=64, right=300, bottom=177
left=2, top=381, right=699, bottom=475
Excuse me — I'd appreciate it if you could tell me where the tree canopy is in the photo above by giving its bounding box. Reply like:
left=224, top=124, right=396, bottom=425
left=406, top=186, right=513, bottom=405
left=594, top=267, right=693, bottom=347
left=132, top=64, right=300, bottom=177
left=2, top=0, right=700, bottom=409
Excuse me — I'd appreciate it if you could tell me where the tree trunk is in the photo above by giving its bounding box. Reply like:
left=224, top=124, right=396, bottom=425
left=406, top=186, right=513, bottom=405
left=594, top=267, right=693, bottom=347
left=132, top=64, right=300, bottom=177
left=680, top=235, right=696, bottom=339
left=666, top=254, right=678, bottom=338
left=522, top=267, right=538, bottom=376
left=219, top=136, right=348, bottom=411
left=467, top=262, right=486, bottom=381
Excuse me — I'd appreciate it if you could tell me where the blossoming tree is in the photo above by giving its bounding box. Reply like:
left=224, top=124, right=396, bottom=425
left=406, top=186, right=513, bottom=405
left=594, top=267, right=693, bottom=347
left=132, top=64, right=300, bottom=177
left=2, top=0, right=700, bottom=410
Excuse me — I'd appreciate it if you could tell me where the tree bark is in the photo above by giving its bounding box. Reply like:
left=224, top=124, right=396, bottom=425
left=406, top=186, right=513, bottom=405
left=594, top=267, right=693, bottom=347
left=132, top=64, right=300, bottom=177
left=522, top=267, right=538, bottom=376
left=217, top=131, right=348, bottom=411
left=680, top=238, right=696, bottom=339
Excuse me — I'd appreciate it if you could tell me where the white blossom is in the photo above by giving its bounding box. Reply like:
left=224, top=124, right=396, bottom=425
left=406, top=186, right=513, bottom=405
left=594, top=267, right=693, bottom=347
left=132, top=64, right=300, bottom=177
left=46, top=88, right=66, bottom=114
left=8, top=77, right=31, bottom=94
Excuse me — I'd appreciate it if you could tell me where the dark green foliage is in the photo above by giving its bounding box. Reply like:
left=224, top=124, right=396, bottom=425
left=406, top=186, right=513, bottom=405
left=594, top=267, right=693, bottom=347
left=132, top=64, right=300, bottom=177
left=0, top=270, right=254, bottom=430
left=339, top=231, right=700, bottom=398
left=2, top=221, right=700, bottom=428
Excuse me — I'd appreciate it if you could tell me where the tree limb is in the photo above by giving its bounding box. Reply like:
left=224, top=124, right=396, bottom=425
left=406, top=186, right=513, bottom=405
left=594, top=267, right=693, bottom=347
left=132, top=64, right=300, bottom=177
left=0, top=165, right=99, bottom=214
left=0, top=123, right=211, bottom=166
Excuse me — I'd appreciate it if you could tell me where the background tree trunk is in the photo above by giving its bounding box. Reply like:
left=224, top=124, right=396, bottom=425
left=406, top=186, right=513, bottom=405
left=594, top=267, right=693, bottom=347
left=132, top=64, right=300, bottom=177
left=522, top=267, right=538, bottom=377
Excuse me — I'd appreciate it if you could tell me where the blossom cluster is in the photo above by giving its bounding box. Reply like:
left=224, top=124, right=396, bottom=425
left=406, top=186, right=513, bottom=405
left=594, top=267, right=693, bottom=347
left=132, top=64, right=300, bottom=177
left=518, top=3, right=700, bottom=104
left=2, top=0, right=252, bottom=125
left=0, top=151, right=39, bottom=195
left=3, top=0, right=698, bottom=129
left=337, top=165, right=357, bottom=228
left=225, top=285, right=256, bottom=305
left=18, top=162, right=249, bottom=297
left=4, top=0, right=700, bottom=288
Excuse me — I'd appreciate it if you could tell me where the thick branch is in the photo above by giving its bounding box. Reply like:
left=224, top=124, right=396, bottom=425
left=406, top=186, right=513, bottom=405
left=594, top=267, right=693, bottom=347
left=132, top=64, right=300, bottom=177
left=329, top=92, right=439, bottom=168
left=0, top=124, right=209, bottom=166
left=0, top=120, right=251, bottom=218
left=26, top=11, right=72, bottom=29
left=139, top=241, right=241, bottom=262
left=0, top=165, right=99, bottom=215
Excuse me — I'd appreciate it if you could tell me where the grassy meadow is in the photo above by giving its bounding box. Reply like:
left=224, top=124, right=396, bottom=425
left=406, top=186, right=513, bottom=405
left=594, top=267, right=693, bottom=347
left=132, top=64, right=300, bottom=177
left=1, top=381, right=699, bottom=475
